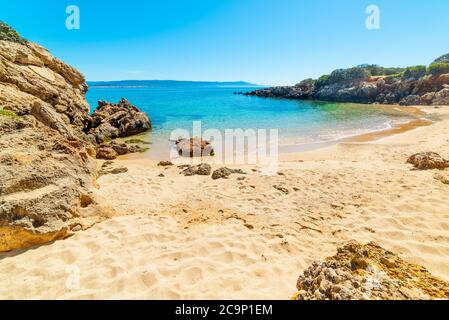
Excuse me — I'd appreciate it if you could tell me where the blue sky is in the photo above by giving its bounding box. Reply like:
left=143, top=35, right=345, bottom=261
left=1, top=0, right=448, bottom=85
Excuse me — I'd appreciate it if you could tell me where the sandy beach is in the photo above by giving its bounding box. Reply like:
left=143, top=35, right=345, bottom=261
left=1, top=105, right=448, bottom=300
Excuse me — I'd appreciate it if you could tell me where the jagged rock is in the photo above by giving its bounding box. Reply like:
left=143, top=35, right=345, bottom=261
left=407, top=152, right=449, bottom=170
left=0, top=31, right=89, bottom=131
left=84, top=98, right=151, bottom=144
left=176, top=137, right=214, bottom=158
left=180, top=163, right=212, bottom=176
left=212, top=167, right=246, bottom=180
left=294, top=241, right=449, bottom=300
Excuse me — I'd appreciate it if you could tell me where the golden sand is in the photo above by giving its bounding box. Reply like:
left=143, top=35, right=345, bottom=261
left=1, top=106, right=448, bottom=299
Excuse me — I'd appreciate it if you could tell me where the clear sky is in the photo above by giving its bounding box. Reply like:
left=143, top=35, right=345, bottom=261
left=1, top=0, right=448, bottom=85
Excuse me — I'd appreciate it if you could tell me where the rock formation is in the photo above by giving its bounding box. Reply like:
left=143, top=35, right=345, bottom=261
left=294, top=241, right=449, bottom=300
left=83, top=98, right=152, bottom=144
left=244, top=62, right=449, bottom=106
left=0, top=114, right=98, bottom=251
left=0, top=22, right=151, bottom=252
left=176, top=137, right=214, bottom=158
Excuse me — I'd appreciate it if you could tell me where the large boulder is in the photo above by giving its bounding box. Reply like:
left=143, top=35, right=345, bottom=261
left=84, top=98, right=152, bottom=143
left=294, top=241, right=449, bottom=300
left=0, top=115, right=98, bottom=252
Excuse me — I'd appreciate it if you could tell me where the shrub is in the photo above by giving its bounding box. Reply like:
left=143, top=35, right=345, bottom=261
left=326, top=67, right=370, bottom=85
left=428, top=62, right=449, bottom=76
left=357, top=64, right=405, bottom=76
left=402, top=65, right=427, bottom=79
left=432, top=53, right=449, bottom=64
left=0, top=21, right=27, bottom=44
left=316, top=74, right=330, bottom=87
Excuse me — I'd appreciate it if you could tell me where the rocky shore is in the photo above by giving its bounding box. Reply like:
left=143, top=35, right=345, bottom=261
left=244, top=58, right=449, bottom=106
left=0, top=22, right=151, bottom=251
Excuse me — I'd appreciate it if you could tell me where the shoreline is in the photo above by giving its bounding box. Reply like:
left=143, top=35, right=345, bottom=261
left=1, top=106, right=449, bottom=299
left=121, top=104, right=435, bottom=162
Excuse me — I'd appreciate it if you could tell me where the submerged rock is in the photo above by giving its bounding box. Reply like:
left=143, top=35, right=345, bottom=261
left=294, top=241, right=449, bottom=300
left=407, top=152, right=449, bottom=170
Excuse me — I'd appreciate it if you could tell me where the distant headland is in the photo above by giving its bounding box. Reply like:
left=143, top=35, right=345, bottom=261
left=87, top=80, right=262, bottom=88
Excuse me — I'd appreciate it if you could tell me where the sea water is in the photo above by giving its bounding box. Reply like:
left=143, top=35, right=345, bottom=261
left=86, top=85, right=418, bottom=159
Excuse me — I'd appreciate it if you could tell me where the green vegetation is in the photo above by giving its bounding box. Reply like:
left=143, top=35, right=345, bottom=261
left=314, top=65, right=408, bottom=88
left=0, top=21, right=27, bottom=44
left=402, top=65, right=427, bottom=79
left=357, top=64, right=405, bottom=76
left=432, top=53, right=449, bottom=64
left=0, top=109, right=19, bottom=118
left=428, top=62, right=449, bottom=76
left=312, top=56, right=449, bottom=87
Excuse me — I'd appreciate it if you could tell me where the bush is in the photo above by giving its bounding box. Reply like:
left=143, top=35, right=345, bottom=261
left=428, top=63, right=449, bottom=76
left=316, top=74, right=330, bottom=87
left=0, top=21, right=27, bottom=44
left=326, top=67, right=370, bottom=85
left=402, top=65, right=427, bottom=79
left=357, top=64, right=405, bottom=76
left=432, top=53, right=449, bottom=64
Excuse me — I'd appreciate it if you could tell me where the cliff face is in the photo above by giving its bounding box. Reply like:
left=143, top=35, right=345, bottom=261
left=0, top=40, right=89, bottom=135
left=245, top=65, right=449, bottom=106
left=0, top=22, right=101, bottom=251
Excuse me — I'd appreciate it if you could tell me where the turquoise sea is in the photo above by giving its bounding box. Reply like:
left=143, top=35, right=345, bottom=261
left=86, top=84, right=418, bottom=159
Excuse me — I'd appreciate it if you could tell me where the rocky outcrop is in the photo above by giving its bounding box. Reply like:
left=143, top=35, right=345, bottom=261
left=407, top=152, right=449, bottom=170
left=0, top=22, right=151, bottom=252
left=245, top=62, right=449, bottom=106
left=0, top=39, right=89, bottom=134
left=176, top=137, right=214, bottom=158
left=294, top=241, right=449, bottom=300
left=83, top=98, right=152, bottom=144
left=0, top=115, right=98, bottom=252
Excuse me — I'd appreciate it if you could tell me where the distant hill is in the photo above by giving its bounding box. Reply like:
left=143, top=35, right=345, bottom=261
left=87, top=80, right=261, bottom=88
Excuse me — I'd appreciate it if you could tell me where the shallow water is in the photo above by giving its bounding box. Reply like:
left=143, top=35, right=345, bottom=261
left=86, top=85, right=418, bottom=159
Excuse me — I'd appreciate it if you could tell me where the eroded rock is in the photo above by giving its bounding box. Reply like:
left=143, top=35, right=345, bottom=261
left=180, top=163, right=212, bottom=176
left=294, top=241, right=449, bottom=300
left=84, top=98, right=151, bottom=144
left=0, top=116, right=97, bottom=252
